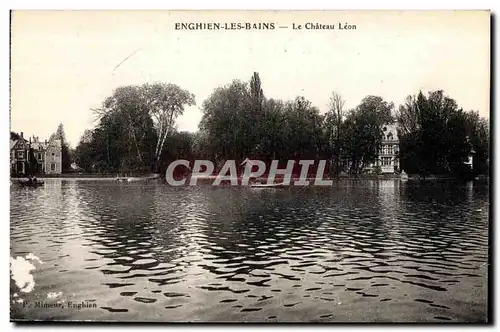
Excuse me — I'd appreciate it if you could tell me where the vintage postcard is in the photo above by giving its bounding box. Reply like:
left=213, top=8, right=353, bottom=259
left=10, top=10, right=490, bottom=323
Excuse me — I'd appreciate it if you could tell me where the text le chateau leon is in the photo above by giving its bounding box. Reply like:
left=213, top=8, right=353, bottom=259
left=293, top=22, right=357, bottom=30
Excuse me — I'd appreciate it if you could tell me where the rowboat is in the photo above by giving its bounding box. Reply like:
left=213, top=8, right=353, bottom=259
left=116, top=175, right=160, bottom=182
left=18, top=179, right=44, bottom=187
left=249, top=182, right=285, bottom=188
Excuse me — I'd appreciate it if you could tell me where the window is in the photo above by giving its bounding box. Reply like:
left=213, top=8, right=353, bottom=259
left=51, top=163, right=56, bottom=171
left=16, top=150, right=24, bottom=158
left=382, top=157, right=392, bottom=166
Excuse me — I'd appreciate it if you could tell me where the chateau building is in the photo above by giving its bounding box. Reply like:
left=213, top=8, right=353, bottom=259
left=10, top=134, right=28, bottom=175
left=376, top=123, right=400, bottom=174
left=44, top=139, right=63, bottom=174
left=335, top=123, right=401, bottom=175
left=364, top=123, right=400, bottom=174
left=10, top=132, right=62, bottom=175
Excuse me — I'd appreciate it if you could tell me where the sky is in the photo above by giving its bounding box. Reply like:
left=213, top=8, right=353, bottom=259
left=10, top=10, right=490, bottom=147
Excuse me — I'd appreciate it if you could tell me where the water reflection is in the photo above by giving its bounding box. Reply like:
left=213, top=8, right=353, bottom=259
left=10, top=179, right=488, bottom=322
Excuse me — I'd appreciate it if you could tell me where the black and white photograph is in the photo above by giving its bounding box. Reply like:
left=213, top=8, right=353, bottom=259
left=9, top=10, right=491, bottom=323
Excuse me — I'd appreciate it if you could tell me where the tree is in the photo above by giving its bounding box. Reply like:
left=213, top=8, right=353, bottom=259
left=467, top=111, right=490, bottom=175
left=250, top=72, right=264, bottom=113
left=282, top=96, right=324, bottom=160
left=324, top=91, right=346, bottom=175
left=72, top=74, right=489, bottom=179
left=141, top=83, right=196, bottom=172
left=10, top=132, right=20, bottom=141
left=76, top=82, right=194, bottom=174
left=397, top=90, right=485, bottom=178
left=340, top=96, right=394, bottom=174
left=98, top=86, right=156, bottom=168
left=200, top=79, right=251, bottom=162
left=73, top=130, right=94, bottom=172
left=162, top=131, right=196, bottom=162
left=259, top=98, right=287, bottom=160
left=80, top=129, right=94, bottom=144
left=50, top=123, right=72, bottom=173
left=463, top=111, right=489, bottom=175
left=200, top=73, right=325, bottom=168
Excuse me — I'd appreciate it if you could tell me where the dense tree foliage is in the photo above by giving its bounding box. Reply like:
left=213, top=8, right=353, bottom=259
left=10, top=132, right=21, bottom=141
left=199, top=74, right=324, bottom=165
left=71, top=73, right=489, bottom=178
left=323, top=92, right=346, bottom=175
left=73, top=83, right=194, bottom=174
left=397, top=90, right=489, bottom=178
left=340, top=96, right=395, bottom=174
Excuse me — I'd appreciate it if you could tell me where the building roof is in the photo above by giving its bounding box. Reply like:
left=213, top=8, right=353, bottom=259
left=382, top=123, right=398, bottom=141
left=10, top=138, right=28, bottom=150
left=47, top=139, right=61, bottom=148
left=10, top=136, right=61, bottom=152
left=30, top=141, right=47, bottom=151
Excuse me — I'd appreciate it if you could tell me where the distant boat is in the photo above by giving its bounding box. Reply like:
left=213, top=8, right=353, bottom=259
left=116, top=174, right=160, bottom=182
left=146, top=174, right=160, bottom=180
left=18, top=179, right=44, bottom=187
left=126, top=177, right=144, bottom=182
left=249, top=182, right=285, bottom=188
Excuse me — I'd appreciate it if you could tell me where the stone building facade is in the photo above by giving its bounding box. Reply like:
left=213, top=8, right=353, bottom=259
left=364, top=123, right=400, bottom=174
left=377, top=123, right=400, bottom=174
left=10, top=133, right=62, bottom=175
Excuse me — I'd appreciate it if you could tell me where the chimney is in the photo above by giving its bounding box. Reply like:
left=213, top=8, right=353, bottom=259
left=20, top=132, right=23, bottom=138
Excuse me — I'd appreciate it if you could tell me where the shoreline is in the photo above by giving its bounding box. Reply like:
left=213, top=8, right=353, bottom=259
left=10, top=174, right=488, bottom=181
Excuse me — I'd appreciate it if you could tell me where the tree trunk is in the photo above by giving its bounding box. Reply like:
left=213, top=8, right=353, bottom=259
left=154, top=111, right=175, bottom=173
left=127, top=113, right=143, bottom=164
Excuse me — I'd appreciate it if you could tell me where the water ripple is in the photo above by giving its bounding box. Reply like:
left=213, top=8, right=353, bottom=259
left=10, top=179, right=488, bottom=322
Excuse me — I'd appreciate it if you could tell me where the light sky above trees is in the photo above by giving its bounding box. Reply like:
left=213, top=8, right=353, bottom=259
left=11, top=10, right=490, bottom=147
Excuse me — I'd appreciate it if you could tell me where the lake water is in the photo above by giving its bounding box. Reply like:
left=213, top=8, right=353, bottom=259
left=10, top=179, right=489, bottom=322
